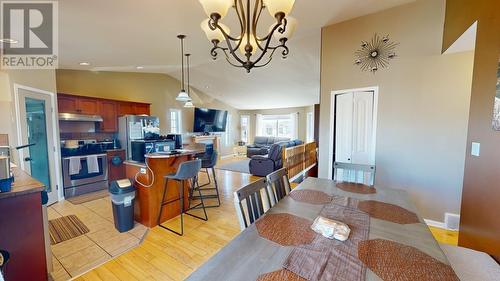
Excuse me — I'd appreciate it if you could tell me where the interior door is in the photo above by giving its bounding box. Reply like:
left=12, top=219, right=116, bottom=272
left=334, top=93, right=353, bottom=163
left=351, top=91, right=374, bottom=165
left=17, top=88, right=58, bottom=204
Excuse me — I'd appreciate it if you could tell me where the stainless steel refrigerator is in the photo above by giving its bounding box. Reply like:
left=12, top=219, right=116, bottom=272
left=118, top=115, right=160, bottom=160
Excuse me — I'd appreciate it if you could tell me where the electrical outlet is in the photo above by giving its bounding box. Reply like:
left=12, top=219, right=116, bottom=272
left=140, top=168, right=146, bottom=174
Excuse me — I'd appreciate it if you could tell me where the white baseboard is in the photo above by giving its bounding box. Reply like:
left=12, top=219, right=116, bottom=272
left=424, top=219, right=447, bottom=229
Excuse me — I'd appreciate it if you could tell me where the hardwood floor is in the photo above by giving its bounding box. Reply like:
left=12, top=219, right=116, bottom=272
left=74, top=168, right=257, bottom=281
left=429, top=226, right=459, bottom=246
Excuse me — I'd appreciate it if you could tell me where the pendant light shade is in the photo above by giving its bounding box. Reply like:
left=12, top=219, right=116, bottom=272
left=184, top=101, right=195, bottom=108
left=176, top=90, right=190, bottom=102
left=265, top=0, right=295, bottom=17
left=199, top=0, right=232, bottom=19
left=176, top=35, right=190, bottom=102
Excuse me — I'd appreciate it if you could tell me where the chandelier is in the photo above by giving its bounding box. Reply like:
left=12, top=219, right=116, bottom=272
left=199, top=0, right=297, bottom=73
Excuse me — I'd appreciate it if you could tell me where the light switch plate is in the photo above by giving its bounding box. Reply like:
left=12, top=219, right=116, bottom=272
left=471, top=142, right=480, bottom=156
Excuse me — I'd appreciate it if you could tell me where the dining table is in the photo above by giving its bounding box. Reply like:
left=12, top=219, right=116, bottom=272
left=186, top=177, right=457, bottom=281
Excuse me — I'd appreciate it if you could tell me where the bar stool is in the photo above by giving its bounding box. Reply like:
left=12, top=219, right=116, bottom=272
left=157, top=159, right=208, bottom=236
left=192, top=150, right=220, bottom=208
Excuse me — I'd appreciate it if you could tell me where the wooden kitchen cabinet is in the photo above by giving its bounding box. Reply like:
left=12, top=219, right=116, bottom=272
left=97, top=100, right=118, bottom=132
left=77, top=97, right=99, bottom=115
left=134, top=103, right=150, bottom=115
left=57, top=95, right=79, bottom=113
left=58, top=94, right=99, bottom=115
left=107, top=149, right=126, bottom=182
left=118, top=102, right=135, bottom=116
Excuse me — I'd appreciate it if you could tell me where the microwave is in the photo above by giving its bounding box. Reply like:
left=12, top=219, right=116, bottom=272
left=131, top=140, right=175, bottom=162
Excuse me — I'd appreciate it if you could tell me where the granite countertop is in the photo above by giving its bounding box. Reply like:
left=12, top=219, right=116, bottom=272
left=0, top=166, right=45, bottom=200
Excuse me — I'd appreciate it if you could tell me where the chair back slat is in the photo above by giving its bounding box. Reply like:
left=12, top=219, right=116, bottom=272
left=333, top=162, right=376, bottom=186
left=266, top=168, right=291, bottom=205
left=234, top=178, right=270, bottom=230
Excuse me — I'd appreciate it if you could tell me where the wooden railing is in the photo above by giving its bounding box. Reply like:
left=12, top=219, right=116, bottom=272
left=282, top=141, right=317, bottom=181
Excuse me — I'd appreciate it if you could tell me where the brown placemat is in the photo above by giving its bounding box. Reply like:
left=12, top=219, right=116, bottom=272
left=66, top=189, right=108, bottom=205
left=49, top=215, right=89, bottom=245
left=255, top=213, right=316, bottom=246
left=283, top=203, right=370, bottom=281
left=257, top=269, right=307, bottom=281
left=336, top=182, right=376, bottom=194
left=358, top=239, right=459, bottom=281
left=289, top=189, right=332, bottom=205
left=358, top=200, right=420, bottom=224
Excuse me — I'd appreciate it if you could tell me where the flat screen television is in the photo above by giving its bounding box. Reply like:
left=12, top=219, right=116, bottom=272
left=193, top=107, right=228, bottom=133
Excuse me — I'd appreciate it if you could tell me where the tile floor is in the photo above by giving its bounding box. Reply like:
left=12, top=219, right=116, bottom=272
left=48, top=196, right=148, bottom=280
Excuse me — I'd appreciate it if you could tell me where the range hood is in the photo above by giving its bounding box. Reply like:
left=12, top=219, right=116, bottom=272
left=58, top=113, right=103, bottom=122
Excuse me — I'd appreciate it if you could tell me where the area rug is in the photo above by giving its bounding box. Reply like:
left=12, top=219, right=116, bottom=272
left=48, top=215, right=90, bottom=245
left=216, top=159, right=250, bottom=174
left=66, top=189, right=108, bottom=205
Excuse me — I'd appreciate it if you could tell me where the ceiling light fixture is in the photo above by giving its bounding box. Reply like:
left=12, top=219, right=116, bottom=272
left=0, top=38, right=18, bottom=44
left=136, top=66, right=144, bottom=70
left=176, top=35, right=191, bottom=102
left=184, top=53, right=195, bottom=108
left=79, top=62, right=90, bottom=66
left=199, top=0, right=297, bottom=73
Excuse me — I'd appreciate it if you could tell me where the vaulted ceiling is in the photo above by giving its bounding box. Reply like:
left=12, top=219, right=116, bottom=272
left=58, top=0, right=414, bottom=109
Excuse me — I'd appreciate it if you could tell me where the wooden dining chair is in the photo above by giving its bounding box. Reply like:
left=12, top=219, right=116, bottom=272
left=266, top=168, right=292, bottom=205
left=233, top=178, right=272, bottom=230
left=333, top=162, right=376, bottom=186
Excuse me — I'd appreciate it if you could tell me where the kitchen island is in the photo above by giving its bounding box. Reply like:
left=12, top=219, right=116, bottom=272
left=0, top=167, right=47, bottom=281
left=124, top=149, right=204, bottom=227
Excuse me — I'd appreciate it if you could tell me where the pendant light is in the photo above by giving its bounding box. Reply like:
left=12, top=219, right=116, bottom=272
left=184, top=53, right=195, bottom=108
left=175, top=35, right=190, bottom=102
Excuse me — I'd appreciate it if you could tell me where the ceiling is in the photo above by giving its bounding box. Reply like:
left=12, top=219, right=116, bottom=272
left=58, top=0, right=414, bottom=110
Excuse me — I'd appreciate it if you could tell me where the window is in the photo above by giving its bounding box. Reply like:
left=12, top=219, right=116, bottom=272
left=225, top=114, right=232, bottom=145
left=240, top=115, right=250, bottom=143
left=306, top=111, right=314, bottom=142
left=256, top=113, right=298, bottom=139
left=169, top=109, right=181, bottom=134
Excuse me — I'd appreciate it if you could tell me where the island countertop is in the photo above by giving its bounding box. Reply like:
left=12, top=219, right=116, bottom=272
left=0, top=166, right=45, bottom=200
left=144, top=148, right=205, bottom=159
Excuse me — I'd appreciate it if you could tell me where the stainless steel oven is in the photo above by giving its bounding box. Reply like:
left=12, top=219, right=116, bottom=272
left=62, top=153, right=108, bottom=198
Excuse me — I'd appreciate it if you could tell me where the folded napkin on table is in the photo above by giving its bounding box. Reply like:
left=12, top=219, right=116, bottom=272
left=311, top=216, right=351, bottom=241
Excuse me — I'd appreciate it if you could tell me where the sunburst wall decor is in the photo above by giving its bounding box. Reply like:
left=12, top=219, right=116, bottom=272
left=354, top=34, right=398, bottom=73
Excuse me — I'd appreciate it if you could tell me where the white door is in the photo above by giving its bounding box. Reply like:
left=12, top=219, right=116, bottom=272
left=334, top=91, right=375, bottom=165
left=335, top=93, right=353, bottom=163
left=17, top=87, right=59, bottom=204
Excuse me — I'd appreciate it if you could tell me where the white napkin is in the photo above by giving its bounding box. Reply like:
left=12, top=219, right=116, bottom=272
left=311, top=216, right=351, bottom=241
left=86, top=155, right=99, bottom=174
left=68, top=157, right=81, bottom=175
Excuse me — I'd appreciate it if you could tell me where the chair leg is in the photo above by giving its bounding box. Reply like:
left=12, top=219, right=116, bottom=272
left=158, top=178, right=184, bottom=236
left=185, top=176, right=208, bottom=221
left=211, top=168, right=221, bottom=207
left=199, top=168, right=211, bottom=187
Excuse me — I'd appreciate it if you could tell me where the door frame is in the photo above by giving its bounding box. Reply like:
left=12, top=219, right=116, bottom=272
left=13, top=83, right=63, bottom=203
left=328, top=86, right=379, bottom=180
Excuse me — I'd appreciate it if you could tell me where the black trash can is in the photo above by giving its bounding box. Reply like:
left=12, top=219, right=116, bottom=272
left=109, top=179, right=136, bottom=232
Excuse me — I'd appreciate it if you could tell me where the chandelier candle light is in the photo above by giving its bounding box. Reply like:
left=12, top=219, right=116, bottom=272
left=199, top=0, right=297, bottom=73
left=184, top=53, right=195, bottom=108
left=176, top=35, right=192, bottom=102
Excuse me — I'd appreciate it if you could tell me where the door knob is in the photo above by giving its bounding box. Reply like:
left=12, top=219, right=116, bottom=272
left=24, top=157, right=32, bottom=162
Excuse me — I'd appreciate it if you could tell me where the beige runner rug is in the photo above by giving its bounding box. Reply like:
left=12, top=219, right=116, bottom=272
left=49, top=215, right=89, bottom=245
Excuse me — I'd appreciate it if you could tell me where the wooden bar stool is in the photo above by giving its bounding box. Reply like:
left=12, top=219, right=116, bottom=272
left=157, top=159, right=208, bottom=236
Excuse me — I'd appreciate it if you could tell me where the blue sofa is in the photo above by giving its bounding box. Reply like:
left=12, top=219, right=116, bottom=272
left=246, top=136, right=290, bottom=158
left=249, top=139, right=304, bottom=177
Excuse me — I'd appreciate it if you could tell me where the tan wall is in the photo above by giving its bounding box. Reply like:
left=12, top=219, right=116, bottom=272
left=443, top=0, right=500, bottom=257
left=239, top=105, right=314, bottom=144
left=318, top=0, right=474, bottom=221
left=55, top=70, right=239, bottom=156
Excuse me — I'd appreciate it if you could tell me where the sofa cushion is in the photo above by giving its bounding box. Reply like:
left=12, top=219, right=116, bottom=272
left=253, top=136, right=269, bottom=146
